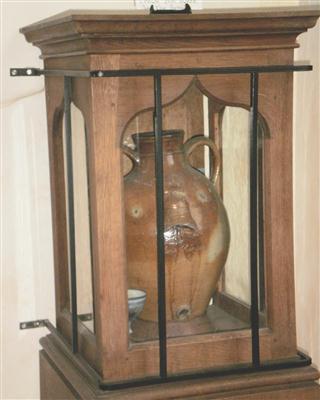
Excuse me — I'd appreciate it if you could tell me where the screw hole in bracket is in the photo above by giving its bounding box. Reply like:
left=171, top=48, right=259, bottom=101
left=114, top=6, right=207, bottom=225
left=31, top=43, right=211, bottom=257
left=19, top=319, right=48, bottom=330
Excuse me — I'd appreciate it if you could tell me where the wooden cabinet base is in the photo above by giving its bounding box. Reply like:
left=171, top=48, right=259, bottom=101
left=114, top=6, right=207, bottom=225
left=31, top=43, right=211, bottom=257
left=40, top=334, right=320, bottom=400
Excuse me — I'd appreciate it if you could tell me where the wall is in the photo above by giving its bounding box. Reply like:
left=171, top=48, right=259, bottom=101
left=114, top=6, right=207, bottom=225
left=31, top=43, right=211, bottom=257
left=1, top=1, right=319, bottom=399
left=294, top=1, right=320, bottom=371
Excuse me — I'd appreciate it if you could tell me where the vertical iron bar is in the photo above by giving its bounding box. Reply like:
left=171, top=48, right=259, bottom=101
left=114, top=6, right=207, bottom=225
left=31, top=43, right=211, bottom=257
left=249, top=72, right=260, bottom=368
left=153, top=73, right=167, bottom=378
left=258, top=124, right=266, bottom=312
left=64, top=76, right=78, bottom=353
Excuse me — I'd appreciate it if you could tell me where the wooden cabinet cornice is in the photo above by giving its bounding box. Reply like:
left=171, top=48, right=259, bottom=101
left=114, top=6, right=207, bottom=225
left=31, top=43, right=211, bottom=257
left=21, top=6, right=320, bottom=57
left=19, top=6, right=320, bottom=400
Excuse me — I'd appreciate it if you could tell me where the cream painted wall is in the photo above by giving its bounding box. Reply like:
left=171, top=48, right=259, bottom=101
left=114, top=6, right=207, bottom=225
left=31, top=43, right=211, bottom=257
left=294, top=0, right=320, bottom=369
left=1, top=1, right=319, bottom=399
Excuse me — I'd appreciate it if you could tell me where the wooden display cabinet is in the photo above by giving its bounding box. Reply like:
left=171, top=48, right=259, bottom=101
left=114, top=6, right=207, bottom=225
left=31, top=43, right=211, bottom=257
left=15, top=5, right=320, bottom=399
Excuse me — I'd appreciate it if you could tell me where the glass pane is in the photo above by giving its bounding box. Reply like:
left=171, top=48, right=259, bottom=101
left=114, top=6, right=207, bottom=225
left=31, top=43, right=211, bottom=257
left=123, top=111, right=158, bottom=343
left=220, top=106, right=266, bottom=328
left=122, top=76, right=267, bottom=378
left=63, top=102, right=94, bottom=334
left=160, top=82, right=239, bottom=338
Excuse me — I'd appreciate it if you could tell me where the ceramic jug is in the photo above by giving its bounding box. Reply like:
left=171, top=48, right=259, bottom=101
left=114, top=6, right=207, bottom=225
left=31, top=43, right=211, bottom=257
left=123, top=130, right=230, bottom=322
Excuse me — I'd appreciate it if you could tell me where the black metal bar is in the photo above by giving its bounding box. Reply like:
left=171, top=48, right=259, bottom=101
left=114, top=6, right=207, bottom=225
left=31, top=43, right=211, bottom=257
left=10, top=67, right=42, bottom=76
left=153, top=73, right=167, bottom=378
left=64, top=76, right=78, bottom=354
left=99, top=352, right=311, bottom=390
left=90, top=64, right=312, bottom=77
left=10, top=68, right=90, bottom=77
left=249, top=72, right=260, bottom=368
left=257, top=121, right=266, bottom=312
left=10, top=64, right=312, bottom=78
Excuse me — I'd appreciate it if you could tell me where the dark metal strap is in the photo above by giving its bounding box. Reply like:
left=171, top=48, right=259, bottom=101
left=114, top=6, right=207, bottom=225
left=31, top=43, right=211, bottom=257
left=10, top=64, right=312, bottom=78
left=249, top=72, right=260, bottom=368
left=99, top=352, right=311, bottom=390
left=64, top=77, right=78, bottom=354
left=153, top=73, right=167, bottom=378
left=20, top=319, right=47, bottom=329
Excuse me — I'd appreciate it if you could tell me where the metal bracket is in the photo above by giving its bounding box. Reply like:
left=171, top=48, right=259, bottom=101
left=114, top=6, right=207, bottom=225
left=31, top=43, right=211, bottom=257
left=10, top=68, right=43, bottom=77
left=150, top=4, right=192, bottom=14
left=78, top=313, right=93, bottom=322
left=20, top=319, right=48, bottom=330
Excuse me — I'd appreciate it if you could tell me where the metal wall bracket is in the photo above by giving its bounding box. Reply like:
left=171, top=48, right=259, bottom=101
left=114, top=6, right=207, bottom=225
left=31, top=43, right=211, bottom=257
left=10, top=68, right=43, bottom=77
left=20, top=319, right=48, bottom=330
left=78, top=313, right=93, bottom=322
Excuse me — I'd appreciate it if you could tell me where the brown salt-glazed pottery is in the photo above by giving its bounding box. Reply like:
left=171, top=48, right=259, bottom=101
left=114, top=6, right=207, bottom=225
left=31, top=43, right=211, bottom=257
left=123, top=130, right=230, bottom=323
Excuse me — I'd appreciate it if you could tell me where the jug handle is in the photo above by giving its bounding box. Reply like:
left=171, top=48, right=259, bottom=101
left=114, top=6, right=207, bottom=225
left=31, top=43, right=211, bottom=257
left=184, top=136, right=220, bottom=186
left=122, top=145, right=140, bottom=166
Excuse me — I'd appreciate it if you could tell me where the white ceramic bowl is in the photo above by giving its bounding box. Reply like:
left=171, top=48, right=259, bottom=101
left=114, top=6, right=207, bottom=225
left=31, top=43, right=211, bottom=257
left=128, top=289, right=146, bottom=334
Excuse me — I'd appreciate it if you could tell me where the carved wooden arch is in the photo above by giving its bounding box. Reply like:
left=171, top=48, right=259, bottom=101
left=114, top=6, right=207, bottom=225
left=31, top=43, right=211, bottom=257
left=119, top=74, right=271, bottom=140
left=120, top=74, right=270, bottom=179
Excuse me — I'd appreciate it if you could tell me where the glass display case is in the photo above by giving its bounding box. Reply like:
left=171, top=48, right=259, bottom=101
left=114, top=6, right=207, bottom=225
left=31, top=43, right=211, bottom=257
left=14, top=6, right=320, bottom=399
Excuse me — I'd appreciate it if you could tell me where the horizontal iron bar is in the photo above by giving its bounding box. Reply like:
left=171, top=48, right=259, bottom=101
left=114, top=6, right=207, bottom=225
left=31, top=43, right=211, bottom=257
left=10, top=64, right=312, bottom=78
left=20, top=319, right=48, bottom=329
left=99, top=352, right=311, bottom=391
left=91, top=64, right=312, bottom=77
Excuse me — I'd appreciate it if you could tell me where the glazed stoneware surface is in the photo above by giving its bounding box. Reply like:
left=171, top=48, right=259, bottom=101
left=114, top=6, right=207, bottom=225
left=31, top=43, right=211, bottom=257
left=124, top=131, right=230, bottom=322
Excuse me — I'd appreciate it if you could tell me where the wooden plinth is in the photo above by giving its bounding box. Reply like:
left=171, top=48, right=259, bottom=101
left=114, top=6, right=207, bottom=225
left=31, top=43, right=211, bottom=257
left=40, top=333, right=320, bottom=400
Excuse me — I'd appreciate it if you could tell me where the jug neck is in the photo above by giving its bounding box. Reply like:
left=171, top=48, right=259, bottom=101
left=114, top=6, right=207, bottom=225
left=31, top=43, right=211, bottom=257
left=133, top=130, right=186, bottom=168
